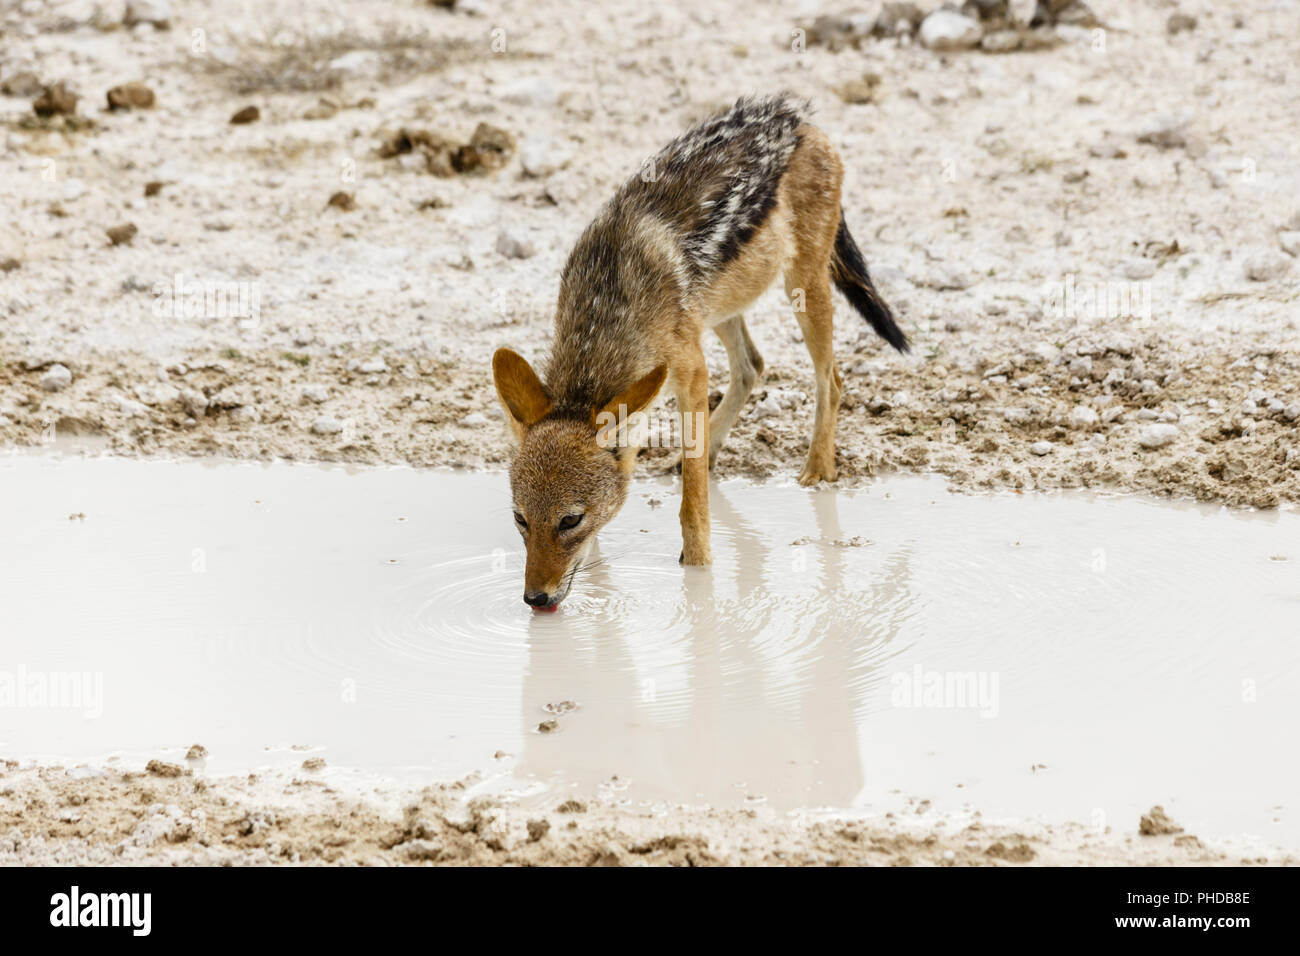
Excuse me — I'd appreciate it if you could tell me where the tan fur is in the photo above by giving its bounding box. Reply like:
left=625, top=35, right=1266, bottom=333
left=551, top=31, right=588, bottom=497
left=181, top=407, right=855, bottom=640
left=492, top=99, right=902, bottom=607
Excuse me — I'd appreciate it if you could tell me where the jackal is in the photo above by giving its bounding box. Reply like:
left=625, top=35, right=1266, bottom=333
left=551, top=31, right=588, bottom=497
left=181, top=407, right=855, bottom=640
left=493, top=94, right=908, bottom=608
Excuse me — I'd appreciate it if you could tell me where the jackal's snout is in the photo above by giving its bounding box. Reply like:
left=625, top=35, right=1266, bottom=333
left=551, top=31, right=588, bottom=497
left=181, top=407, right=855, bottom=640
left=523, top=589, right=554, bottom=608
left=521, top=535, right=585, bottom=609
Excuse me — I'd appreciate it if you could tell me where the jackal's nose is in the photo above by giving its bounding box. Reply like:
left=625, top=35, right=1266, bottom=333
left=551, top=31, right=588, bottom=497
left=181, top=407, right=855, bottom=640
left=523, top=590, right=552, bottom=608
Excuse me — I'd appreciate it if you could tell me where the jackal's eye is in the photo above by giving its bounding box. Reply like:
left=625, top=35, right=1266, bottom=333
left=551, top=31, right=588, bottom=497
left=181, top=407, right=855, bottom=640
left=513, top=511, right=527, bottom=529
left=558, top=513, right=583, bottom=531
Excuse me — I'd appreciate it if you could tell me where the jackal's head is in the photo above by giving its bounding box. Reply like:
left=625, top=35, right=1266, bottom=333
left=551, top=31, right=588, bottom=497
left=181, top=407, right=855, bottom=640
left=492, top=348, right=666, bottom=609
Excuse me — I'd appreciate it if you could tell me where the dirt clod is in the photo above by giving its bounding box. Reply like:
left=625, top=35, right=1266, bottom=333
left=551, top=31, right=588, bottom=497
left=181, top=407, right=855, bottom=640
left=33, top=82, right=78, bottom=117
left=106, top=82, right=156, bottom=110
left=326, top=191, right=357, bottom=211
left=106, top=223, right=138, bottom=246
left=1140, top=805, right=1185, bottom=836
left=985, top=841, right=1036, bottom=862
left=145, top=760, right=185, bottom=777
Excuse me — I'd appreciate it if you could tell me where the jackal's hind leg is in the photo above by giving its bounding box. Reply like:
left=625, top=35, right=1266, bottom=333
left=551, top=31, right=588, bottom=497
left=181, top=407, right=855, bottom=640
left=786, top=272, right=841, bottom=486
left=708, top=315, right=764, bottom=468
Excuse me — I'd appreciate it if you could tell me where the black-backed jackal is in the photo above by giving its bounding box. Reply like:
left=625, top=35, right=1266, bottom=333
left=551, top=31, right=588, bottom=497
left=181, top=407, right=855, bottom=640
left=493, top=95, right=908, bottom=608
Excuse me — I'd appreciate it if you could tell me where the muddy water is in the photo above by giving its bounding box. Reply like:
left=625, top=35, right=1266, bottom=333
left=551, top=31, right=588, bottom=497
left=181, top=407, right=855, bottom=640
left=2, top=455, right=1297, bottom=846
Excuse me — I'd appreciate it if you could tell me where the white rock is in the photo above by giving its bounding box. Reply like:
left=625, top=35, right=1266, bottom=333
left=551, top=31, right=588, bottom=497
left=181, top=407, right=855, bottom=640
left=178, top=388, right=207, bottom=418
left=459, top=412, right=490, bottom=426
left=919, top=10, right=982, bottom=50
left=520, top=137, right=569, bottom=178
left=300, top=384, right=329, bottom=403
left=1244, top=253, right=1291, bottom=282
left=496, top=231, right=536, bottom=259
left=1101, top=405, right=1125, bottom=423
left=123, top=0, right=172, bottom=28
left=357, top=358, right=388, bottom=374
left=60, top=178, right=86, bottom=202
left=1028, top=343, right=1060, bottom=364
left=230, top=406, right=260, bottom=424
left=1278, top=231, right=1300, bottom=256
left=1029, top=440, right=1054, bottom=456
left=113, top=394, right=149, bottom=417
left=209, top=386, right=245, bottom=409
left=40, top=364, right=72, bottom=391
left=1069, top=406, right=1099, bottom=428
left=312, top=415, right=344, bottom=435
left=751, top=397, right=782, bottom=419
left=135, top=383, right=179, bottom=406
left=497, top=77, right=561, bottom=108
left=1282, top=403, right=1300, bottom=422
left=1008, top=0, right=1037, bottom=26
left=1137, top=423, right=1178, bottom=449
left=1119, top=258, right=1156, bottom=280
left=767, top=388, right=804, bottom=409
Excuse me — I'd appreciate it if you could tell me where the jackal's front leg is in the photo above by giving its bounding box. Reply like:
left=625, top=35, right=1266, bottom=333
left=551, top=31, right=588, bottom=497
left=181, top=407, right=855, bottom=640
left=674, top=346, right=712, bottom=565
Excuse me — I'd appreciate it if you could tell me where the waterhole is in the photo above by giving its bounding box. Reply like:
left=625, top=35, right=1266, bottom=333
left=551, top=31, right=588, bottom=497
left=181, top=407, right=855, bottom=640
left=1, top=455, right=1296, bottom=847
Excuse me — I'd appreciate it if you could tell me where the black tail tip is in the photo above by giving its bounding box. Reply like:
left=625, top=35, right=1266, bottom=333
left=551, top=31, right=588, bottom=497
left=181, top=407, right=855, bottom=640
left=832, top=216, right=910, bottom=355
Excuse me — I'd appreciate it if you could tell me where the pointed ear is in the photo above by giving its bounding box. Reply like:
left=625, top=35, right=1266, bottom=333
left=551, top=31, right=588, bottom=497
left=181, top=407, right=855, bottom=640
left=598, top=364, right=667, bottom=422
left=492, top=348, right=551, bottom=438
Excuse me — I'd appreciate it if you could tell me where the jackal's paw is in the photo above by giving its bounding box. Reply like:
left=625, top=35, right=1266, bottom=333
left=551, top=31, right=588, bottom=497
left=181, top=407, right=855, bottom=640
left=797, top=460, right=837, bottom=486
left=679, top=542, right=713, bottom=566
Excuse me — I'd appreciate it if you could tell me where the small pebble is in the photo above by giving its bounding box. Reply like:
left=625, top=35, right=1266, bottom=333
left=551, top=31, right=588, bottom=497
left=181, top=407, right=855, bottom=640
left=40, top=364, right=73, bottom=391
left=326, top=191, right=356, bottom=211
left=106, top=223, right=138, bottom=246
left=496, top=231, right=536, bottom=259
left=1068, top=406, right=1099, bottom=428
left=106, top=82, right=156, bottom=110
left=300, top=384, right=329, bottom=403
left=1137, top=423, right=1178, bottom=449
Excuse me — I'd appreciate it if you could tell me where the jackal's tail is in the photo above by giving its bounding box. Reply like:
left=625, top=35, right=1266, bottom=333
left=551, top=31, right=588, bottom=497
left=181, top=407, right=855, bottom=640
left=830, top=212, right=909, bottom=354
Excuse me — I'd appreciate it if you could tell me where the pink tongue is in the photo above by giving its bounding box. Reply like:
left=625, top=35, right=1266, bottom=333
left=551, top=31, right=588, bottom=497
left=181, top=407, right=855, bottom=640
left=533, top=604, right=558, bottom=613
